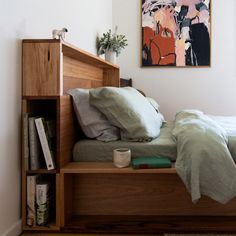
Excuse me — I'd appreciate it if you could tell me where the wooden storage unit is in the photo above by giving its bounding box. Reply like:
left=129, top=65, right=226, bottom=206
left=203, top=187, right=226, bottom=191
left=22, top=39, right=119, bottom=96
left=21, top=97, right=60, bottom=231
left=22, top=39, right=236, bottom=234
left=21, top=39, right=120, bottom=233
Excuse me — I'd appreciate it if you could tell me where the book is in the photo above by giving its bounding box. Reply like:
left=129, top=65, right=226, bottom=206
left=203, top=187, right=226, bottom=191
left=36, top=182, right=50, bottom=226
left=22, top=113, right=29, bottom=170
left=27, top=175, right=39, bottom=226
left=28, top=116, right=43, bottom=170
left=35, top=117, right=55, bottom=170
left=132, top=156, right=172, bottom=169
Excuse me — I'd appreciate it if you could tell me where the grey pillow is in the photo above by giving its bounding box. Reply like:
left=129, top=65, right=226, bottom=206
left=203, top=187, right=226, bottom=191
left=68, top=88, right=120, bottom=142
left=89, top=87, right=163, bottom=142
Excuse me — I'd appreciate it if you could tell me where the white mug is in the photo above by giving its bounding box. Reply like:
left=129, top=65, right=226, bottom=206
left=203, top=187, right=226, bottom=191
left=113, top=148, right=131, bottom=168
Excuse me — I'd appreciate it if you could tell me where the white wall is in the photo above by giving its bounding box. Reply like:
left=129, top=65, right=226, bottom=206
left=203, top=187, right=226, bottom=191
left=0, top=0, right=112, bottom=235
left=113, top=0, right=236, bottom=121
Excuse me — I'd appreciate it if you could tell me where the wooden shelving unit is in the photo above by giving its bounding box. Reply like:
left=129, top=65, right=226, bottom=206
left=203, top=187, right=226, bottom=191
left=61, top=162, right=176, bottom=174
left=21, top=39, right=120, bottom=233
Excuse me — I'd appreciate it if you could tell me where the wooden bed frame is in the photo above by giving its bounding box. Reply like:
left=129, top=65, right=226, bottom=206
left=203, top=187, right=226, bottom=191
left=22, top=39, right=236, bottom=234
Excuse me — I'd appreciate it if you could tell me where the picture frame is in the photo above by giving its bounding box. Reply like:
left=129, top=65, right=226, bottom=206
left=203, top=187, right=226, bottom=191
left=141, top=0, right=211, bottom=67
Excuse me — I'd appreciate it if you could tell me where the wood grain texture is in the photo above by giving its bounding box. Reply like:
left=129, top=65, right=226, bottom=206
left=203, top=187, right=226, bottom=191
left=22, top=39, right=119, bottom=97
left=60, top=174, right=74, bottom=227
left=63, top=56, right=103, bottom=92
left=58, top=95, right=79, bottom=168
left=61, top=162, right=176, bottom=174
left=22, top=224, right=59, bottom=232
left=22, top=41, right=61, bottom=96
left=62, top=41, right=119, bottom=69
left=63, top=215, right=236, bottom=233
left=68, top=173, right=236, bottom=216
left=22, top=233, right=160, bottom=236
left=103, top=68, right=120, bottom=87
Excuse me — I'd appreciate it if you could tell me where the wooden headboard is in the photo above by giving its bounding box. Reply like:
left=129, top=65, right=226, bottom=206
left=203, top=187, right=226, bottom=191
left=57, top=41, right=121, bottom=167
left=120, top=78, right=132, bottom=87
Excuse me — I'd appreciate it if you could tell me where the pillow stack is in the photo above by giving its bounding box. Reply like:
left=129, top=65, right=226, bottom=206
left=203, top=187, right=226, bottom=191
left=68, top=88, right=120, bottom=142
left=69, top=87, right=164, bottom=142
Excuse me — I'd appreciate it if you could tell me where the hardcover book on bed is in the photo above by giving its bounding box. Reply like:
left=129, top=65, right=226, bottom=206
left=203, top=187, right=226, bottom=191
left=132, top=156, right=172, bottom=169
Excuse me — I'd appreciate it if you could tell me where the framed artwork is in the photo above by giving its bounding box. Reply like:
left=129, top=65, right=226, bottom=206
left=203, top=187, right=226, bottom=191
left=141, top=0, right=211, bottom=67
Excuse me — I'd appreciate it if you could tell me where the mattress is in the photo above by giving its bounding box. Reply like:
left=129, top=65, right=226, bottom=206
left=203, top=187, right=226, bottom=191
left=73, top=116, right=236, bottom=162
left=73, top=122, right=177, bottom=162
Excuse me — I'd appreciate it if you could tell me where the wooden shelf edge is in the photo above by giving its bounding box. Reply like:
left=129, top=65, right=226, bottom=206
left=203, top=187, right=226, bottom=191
left=60, top=162, right=176, bottom=174
left=26, top=169, right=57, bottom=174
left=22, top=96, right=60, bottom=100
left=62, top=41, right=119, bottom=69
left=62, top=215, right=236, bottom=233
left=22, top=39, right=60, bottom=43
left=23, top=224, right=60, bottom=231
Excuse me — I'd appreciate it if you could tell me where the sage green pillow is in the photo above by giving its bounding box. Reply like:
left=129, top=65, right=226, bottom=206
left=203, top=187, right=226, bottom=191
left=89, top=87, right=163, bottom=142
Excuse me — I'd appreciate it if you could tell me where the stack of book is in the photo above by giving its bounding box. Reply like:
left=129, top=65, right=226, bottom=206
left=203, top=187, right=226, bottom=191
left=131, top=156, right=172, bottom=169
left=27, top=176, right=53, bottom=226
left=23, top=114, right=56, bottom=226
left=36, top=182, right=51, bottom=226
left=22, top=114, right=56, bottom=171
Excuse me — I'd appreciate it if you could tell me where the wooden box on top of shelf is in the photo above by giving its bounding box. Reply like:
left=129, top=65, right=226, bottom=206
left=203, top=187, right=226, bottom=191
left=22, top=39, right=120, bottom=96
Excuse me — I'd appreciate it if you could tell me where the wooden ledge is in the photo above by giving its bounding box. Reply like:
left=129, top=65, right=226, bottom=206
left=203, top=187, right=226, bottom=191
left=62, top=41, right=119, bottom=69
left=60, top=162, right=176, bottom=174
left=63, top=215, right=236, bottom=233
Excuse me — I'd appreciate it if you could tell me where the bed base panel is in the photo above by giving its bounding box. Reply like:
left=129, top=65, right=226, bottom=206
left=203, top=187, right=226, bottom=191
left=60, top=170, right=236, bottom=232
left=62, top=215, right=236, bottom=234
left=55, top=43, right=236, bottom=232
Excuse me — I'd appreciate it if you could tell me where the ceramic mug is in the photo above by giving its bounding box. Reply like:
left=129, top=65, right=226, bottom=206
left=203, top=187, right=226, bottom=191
left=113, top=148, right=131, bottom=168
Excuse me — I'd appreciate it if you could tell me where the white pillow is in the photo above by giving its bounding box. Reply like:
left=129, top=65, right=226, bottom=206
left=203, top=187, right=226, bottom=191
left=68, top=88, right=120, bottom=142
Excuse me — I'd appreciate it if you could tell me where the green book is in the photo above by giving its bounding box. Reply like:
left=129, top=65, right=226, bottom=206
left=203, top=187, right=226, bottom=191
left=132, top=156, right=172, bottom=169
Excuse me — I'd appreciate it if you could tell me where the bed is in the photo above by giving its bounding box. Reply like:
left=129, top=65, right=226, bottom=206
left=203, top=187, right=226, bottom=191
left=61, top=88, right=236, bottom=233
left=53, top=42, right=236, bottom=233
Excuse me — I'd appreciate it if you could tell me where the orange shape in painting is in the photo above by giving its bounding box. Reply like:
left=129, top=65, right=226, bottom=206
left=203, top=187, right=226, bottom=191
left=143, top=26, right=176, bottom=66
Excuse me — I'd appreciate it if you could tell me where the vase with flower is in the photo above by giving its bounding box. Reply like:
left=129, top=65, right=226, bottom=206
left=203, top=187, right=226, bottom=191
left=97, top=26, right=128, bottom=64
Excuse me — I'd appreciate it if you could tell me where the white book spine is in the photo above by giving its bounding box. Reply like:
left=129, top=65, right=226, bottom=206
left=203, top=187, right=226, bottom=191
left=35, top=118, right=55, bottom=170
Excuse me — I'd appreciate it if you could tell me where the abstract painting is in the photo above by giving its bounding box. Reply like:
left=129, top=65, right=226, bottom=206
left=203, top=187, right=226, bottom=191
left=142, top=0, right=211, bottom=67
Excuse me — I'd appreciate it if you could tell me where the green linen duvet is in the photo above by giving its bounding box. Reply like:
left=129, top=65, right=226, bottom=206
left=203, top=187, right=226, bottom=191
left=172, top=110, right=236, bottom=204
